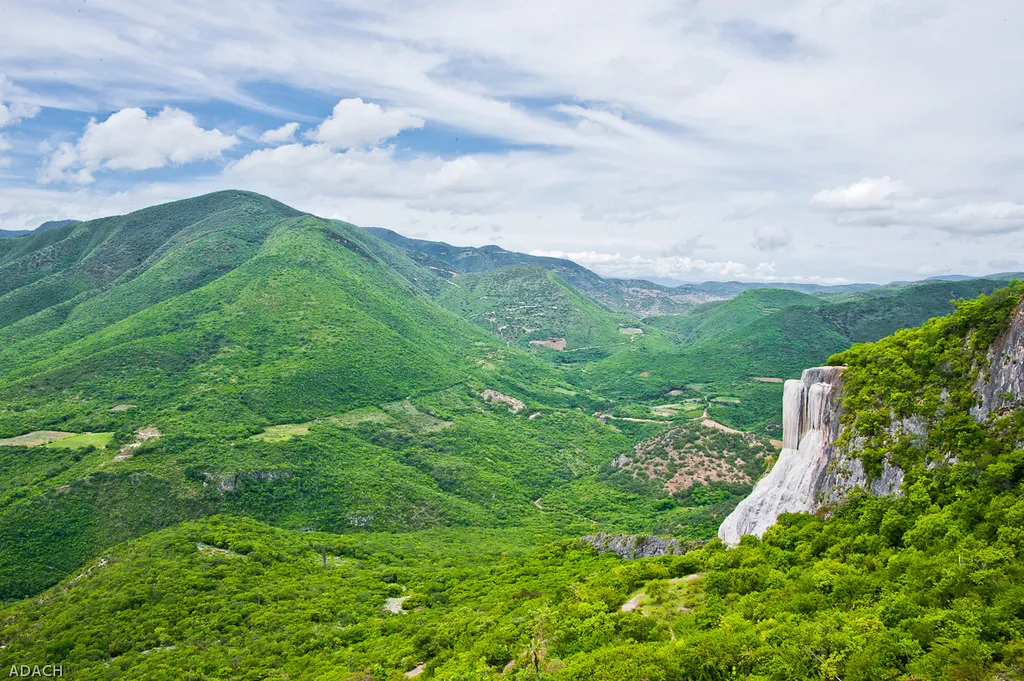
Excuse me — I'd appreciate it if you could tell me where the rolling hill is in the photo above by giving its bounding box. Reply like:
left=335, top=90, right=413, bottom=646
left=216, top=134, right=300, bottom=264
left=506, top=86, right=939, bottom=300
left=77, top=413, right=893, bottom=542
left=434, top=264, right=674, bottom=359
left=579, top=280, right=1020, bottom=432
left=366, top=227, right=724, bottom=316
left=1, top=191, right=684, bottom=598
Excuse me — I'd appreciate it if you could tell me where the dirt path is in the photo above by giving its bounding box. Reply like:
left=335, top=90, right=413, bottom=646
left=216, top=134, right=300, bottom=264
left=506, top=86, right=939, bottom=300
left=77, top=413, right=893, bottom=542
left=597, top=414, right=666, bottom=424
left=621, top=593, right=643, bottom=612
left=621, top=574, right=701, bottom=615
left=701, top=418, right=744, bottom=435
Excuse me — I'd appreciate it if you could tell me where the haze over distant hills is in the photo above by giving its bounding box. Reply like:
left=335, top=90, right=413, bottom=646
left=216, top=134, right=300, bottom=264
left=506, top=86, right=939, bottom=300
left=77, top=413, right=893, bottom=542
left=366, top=227, right=1019, bottom=305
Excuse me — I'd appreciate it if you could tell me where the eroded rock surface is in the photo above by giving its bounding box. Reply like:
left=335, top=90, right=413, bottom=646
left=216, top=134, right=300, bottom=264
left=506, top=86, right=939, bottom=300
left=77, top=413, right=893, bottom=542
left=718, top=367, right=903, bottom=546
left=972, top=303, right=1024, bottom=421
left=581, top=533, right=698, bottom=559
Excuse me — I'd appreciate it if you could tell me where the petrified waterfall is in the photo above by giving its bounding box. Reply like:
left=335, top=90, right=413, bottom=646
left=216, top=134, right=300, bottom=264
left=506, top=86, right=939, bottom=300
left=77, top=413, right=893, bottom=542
left=718, top=366, right=902, bottom=546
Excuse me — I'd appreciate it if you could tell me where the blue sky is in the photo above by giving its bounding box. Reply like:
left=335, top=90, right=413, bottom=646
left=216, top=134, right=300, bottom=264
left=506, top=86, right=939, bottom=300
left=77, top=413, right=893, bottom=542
left=2, top=1, right=1024, bottom=283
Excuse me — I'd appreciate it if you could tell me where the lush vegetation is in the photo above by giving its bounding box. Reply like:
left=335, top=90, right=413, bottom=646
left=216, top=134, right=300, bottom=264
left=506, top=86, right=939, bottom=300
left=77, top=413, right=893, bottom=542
left=0, top=193, right=722, bottom=599
left=435, top=264, right=673, bottom=357
left=575, top=280, right=1017, bottom=433
left=366, top=227, right=718, bottom=316
left=3, top=191, right=1023, bottom=679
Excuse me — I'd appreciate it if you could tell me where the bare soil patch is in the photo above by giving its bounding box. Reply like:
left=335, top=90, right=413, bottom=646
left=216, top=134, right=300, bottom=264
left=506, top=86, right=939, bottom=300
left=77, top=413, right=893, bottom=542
left=481, top=389, right=525, bottom=413
left=0, top=431, right=75, bottom=447
left=701, top=418, right=743, bottom=435
left=115, top=425, right=162, bottom=461
left=528, top=337, right=567, bottom=351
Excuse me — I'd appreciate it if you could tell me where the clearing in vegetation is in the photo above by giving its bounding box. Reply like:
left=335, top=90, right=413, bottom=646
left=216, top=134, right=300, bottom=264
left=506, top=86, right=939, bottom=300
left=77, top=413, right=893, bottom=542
left=0, top=431, right=76, bottom=447
left=249, top=423, right=312, bottom=442
left=0, top=431, right=113, bottom=449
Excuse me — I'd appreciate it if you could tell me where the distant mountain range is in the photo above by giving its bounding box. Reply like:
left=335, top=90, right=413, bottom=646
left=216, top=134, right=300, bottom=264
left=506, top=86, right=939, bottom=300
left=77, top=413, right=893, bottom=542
left=365, top=227, right=1020, bottom=307
left=0, top=219, right=80, bottom=238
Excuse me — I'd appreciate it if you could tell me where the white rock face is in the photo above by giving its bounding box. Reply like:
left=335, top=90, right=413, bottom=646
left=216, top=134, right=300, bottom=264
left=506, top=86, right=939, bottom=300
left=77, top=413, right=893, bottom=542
left=718, top=366, right=903, bottom=546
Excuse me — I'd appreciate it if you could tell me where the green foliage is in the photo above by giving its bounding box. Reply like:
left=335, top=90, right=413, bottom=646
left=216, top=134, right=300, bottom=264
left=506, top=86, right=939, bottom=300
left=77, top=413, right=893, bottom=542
left=3, top=192, right=1024, bottom=680
left=435, top=264, right=672, bottom=356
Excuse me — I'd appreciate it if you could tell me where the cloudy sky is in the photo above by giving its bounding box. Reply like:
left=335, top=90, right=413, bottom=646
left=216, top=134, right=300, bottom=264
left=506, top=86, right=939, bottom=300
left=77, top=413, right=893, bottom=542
left=1, top=1, right=1023, bottom=284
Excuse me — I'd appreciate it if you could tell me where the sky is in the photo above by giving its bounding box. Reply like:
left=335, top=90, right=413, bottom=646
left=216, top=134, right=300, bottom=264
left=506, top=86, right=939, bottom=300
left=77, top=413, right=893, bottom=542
left=1, top=1, right=1024, bottom=284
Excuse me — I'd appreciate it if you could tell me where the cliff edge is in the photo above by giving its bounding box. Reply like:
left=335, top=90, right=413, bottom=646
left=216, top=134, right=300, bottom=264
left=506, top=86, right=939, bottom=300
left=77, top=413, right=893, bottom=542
left=720, top=292, right=1024, bottom=546
left=718, top=366, right=903, bottom=546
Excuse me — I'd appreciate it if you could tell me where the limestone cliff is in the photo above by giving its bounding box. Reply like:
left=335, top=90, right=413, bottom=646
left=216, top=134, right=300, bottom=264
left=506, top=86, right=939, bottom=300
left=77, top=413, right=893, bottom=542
left=718, top=366, right=902, bottom=546
left=719, top=296, right=1024, bottom=546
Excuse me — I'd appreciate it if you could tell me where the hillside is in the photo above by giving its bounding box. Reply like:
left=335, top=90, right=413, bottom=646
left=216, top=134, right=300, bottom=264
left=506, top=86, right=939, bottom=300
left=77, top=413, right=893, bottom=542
left=2, top=286, right=1023, bottom=679
left=434, top=264, right=672, bottom=359
left=0, top=192, right=643, bottom=598
left=585, top=279, right=1020, bottom=433
left=815, top=277, right=1015, bottom=342
left=648, top=288, right=824, bottom=346
left=0, top=219, right=79, bottom=239
left=366, top=227, right=722, bottom=316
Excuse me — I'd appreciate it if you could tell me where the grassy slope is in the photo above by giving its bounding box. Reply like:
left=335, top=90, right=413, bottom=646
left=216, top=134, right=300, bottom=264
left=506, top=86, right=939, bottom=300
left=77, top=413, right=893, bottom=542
left=647, top=288, right=823, bottom=345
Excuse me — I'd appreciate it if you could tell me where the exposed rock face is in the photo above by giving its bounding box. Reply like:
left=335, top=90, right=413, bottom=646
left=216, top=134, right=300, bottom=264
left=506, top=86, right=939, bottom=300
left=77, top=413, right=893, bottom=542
left=581, top=533, right=698, bottom=559
left=971, top=303, right=1024, bottom=421
left=718, top=366, right=903, bottom=546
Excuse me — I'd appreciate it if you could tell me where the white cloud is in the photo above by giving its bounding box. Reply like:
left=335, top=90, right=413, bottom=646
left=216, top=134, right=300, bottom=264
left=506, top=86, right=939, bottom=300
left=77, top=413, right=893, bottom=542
left=312, top=98, right=424, bottom=150
left=531, top=249, right=779, bottom=281
left=422, top=157, right=488, bottom=193
left=0, top=101, right=39, bottom=127
left=0, top=135, right=10, bottom=152
left=0, top=75, right=39, bottom=128
left=752, top=224, right=791, bottom=252
left=812, top=177, right=912, bottom=211
left=226, top=143, right=408, bottom=198
left=727, top=191, right=779, bottom=220
left=260, top=121, right=300, bottom=144
left=932, top=202, right=1024, bottom=235
left=811, top=177, right=1024, bottom=236
left=3, top=2, right=1024, bottom=282
left=40, top=107, right=237, bottom=184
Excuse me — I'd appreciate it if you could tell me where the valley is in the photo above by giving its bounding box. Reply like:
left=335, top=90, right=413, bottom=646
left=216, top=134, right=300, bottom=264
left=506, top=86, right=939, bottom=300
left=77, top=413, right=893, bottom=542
left=1, top=192, right=1022, bottom=679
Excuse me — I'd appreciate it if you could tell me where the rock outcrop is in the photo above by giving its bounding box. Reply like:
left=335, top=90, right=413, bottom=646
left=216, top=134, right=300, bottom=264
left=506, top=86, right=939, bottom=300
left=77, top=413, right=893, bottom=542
left=971, top=302, right=1024, bottom=421
left=718, top=366, right=902, bottom=546
left=581, top=533, right=699, bottom=559
left=717, top=297, right=1024, bottom=547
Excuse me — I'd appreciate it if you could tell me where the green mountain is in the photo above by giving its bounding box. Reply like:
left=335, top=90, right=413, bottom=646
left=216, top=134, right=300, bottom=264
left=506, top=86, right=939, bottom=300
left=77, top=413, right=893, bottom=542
left=2, top=191, right=686, bottom=599
left=648, top=288, right=824, bottom=346
left=2, top=285, right=1023, bottom=680
left=434, top=264, right=673, bottom=360
left=690, top=279, right=876, bottom=296
left=0, top=219, right=79, bottom=239
left=579, top=280, right=1020, bottom=433
left=365, top=227, right=723, bottom=316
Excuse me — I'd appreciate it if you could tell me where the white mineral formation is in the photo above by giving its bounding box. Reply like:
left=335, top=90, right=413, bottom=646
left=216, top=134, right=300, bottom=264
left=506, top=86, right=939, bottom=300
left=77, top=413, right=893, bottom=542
left=718, top=366, right=902, bottom=546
